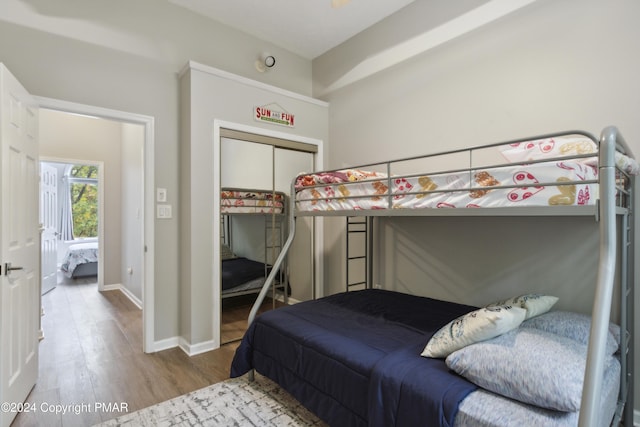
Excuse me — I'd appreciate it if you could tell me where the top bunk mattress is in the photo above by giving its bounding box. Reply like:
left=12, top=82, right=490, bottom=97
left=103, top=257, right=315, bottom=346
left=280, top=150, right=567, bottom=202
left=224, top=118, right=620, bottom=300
left=294, top=133, right=638, bottom=213
left=296, top=160, right=598, bottom=211
left=221, top=188, right=286, bottom=214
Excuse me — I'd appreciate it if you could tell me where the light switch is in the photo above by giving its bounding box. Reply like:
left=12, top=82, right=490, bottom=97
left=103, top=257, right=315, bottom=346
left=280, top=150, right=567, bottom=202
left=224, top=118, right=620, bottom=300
left=157, top=188, right=167, bottom=202
left=157, top=204, right=172, bottom=219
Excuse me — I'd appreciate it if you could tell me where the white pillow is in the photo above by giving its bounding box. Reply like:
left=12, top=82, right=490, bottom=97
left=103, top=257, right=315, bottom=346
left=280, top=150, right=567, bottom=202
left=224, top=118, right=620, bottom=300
left=446, top=328, right=592, bottom=412
left=486, top=294, right=558, bottom=320
left=421, top=305, right=526, bottom=358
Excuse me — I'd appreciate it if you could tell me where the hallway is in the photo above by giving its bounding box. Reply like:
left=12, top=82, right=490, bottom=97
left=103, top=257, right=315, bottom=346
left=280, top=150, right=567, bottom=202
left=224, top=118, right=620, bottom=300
left=13, top=279, right=238, bottom=426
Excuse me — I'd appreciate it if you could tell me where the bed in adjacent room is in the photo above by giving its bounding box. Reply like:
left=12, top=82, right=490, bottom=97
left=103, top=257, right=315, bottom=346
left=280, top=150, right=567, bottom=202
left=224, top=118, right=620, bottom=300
left=60, top=241, right=99, bottom=278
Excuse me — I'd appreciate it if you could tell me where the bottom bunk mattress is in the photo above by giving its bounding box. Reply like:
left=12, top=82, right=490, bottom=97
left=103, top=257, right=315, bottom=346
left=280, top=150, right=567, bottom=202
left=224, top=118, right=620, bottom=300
left=230, top=289, right=621, bottom=427
left=230, top=289, right=479, bottom=427
left=222, top=257, right=269, bottom=291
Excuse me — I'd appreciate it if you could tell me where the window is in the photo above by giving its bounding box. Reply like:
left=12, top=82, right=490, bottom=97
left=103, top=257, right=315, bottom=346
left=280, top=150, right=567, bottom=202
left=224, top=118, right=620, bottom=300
left=69, top=165, right=98, bottom=238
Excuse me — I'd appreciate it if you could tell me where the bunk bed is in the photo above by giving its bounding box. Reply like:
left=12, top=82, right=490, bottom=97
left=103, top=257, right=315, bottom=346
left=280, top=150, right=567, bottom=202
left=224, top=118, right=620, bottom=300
left=230, top=127, right=636, bottom=427
left=220, top=188, right=286, bottom=299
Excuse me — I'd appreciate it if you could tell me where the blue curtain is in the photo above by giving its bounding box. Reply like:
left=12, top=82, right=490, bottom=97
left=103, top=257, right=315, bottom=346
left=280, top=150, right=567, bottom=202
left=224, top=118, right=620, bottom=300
left=59, top=169, right=74, bottom=240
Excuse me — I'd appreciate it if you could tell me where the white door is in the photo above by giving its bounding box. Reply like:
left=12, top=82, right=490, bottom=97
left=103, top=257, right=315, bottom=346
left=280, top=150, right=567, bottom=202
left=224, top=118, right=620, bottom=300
left=0, top=64, right=40, bottom=427
left=40, top=162, right=57, bottom=295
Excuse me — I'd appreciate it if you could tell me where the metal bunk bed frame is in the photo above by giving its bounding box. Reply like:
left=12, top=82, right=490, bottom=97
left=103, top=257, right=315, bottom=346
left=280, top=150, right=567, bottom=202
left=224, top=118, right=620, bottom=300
left=247, top=126, right=635, bottom=427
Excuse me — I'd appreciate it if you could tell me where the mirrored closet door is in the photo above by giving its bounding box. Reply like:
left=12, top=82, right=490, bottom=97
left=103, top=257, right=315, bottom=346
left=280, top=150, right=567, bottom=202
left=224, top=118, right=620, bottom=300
left=219, top=133, right=314, bottom=344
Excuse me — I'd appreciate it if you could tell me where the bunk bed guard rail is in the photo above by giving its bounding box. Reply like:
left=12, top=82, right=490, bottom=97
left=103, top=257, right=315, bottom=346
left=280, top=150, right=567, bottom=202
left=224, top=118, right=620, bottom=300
left=246, top=126, right=635, bottom=427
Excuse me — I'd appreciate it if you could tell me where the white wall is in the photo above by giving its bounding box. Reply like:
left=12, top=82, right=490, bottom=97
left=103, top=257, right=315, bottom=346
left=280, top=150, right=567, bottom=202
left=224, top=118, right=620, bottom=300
left=121, top=123, right=144, bottom=302
left=314, top=0, right=640, bottom=415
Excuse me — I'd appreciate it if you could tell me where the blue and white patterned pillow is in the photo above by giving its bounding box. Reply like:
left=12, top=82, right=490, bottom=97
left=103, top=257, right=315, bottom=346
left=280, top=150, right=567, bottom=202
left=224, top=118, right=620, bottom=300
left=522, top=310, right=620, bottom=355
left=486, top=294, right=558, bottom=320
left=446, top=327, right=593, bottom=412
left=421, top=305, right=526, bottom=358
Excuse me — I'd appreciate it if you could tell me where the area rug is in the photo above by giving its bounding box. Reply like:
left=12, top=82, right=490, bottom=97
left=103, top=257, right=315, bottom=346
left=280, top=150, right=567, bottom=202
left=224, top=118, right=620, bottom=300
left=95, top=374, right=326, bottom=426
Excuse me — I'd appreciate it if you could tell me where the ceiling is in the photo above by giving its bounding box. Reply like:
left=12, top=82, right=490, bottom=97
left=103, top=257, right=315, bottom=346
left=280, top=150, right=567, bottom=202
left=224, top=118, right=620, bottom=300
left=167, top=0, right=416, bottom=60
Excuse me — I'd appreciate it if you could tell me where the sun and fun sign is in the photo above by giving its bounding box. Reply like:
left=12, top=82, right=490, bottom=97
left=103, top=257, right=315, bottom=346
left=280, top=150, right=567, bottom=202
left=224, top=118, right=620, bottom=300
left=254, top=103, right=295, bottom=128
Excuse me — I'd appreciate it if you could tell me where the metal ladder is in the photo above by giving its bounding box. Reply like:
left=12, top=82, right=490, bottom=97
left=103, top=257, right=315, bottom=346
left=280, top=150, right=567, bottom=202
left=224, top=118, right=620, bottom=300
left=346, top=217, right=373, bottom=291
left=618, top=190, right=635, bottom=427
left=266, top=215, right=287, bottom=305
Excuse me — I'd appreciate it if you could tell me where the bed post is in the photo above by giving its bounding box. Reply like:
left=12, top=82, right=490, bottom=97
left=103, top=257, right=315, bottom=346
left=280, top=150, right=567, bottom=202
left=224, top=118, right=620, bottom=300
left=247, top=181, right=298, bottom=327
left=578, top=126, right=626, bottom=427
left=247, top=183, right=298, bottom=382
left=625, top=176, right=635, bottom=427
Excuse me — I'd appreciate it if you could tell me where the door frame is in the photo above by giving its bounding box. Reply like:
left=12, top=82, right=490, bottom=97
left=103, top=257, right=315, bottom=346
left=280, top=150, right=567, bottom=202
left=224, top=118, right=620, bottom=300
left=212, top=119, right=324, bottom=348
left=39, top=158, right=105, bottom=290
left=35, top=96, right=155, bottom=353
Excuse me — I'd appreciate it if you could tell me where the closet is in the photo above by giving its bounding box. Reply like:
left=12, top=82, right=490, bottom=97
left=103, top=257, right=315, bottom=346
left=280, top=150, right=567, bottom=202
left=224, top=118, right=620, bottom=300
left=179, top=60, right=328, bottom=353
left=219, top=133, right=315, bottom=343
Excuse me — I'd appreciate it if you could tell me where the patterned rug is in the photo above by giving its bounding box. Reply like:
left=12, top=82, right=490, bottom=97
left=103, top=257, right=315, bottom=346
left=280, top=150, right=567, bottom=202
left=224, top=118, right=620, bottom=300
left=95, top=374, right=326, bottom=427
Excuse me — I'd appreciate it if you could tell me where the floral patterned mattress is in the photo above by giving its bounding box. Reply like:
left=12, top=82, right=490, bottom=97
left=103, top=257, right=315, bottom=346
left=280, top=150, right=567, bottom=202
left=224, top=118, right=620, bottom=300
left=221, top=189, right=285, bottom=214
left=294, top=135, right=638, bottom=212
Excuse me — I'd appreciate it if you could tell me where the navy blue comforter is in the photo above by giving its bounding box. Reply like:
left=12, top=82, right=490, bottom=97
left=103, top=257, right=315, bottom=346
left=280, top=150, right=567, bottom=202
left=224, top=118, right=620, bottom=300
left=230, top=289, right=478, bottom=427
left=222, top=257, right=269, bottom=290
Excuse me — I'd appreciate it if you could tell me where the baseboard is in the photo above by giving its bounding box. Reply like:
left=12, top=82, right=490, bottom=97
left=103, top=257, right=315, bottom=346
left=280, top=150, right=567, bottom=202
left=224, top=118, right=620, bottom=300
left=103, top=283, right=143, bottom=309
left=102, top=283, right=121, bottom=292
left=118, top=285, right=143, bottom=309
left=152, top=337, right=218, bottom=356
left=178, top=337, right=217, bottom=356
left=153, top=336, right=180, bottom=352
left=634, top=409, right=639, bottom=426
left=148, top=294, right=299, bottom=357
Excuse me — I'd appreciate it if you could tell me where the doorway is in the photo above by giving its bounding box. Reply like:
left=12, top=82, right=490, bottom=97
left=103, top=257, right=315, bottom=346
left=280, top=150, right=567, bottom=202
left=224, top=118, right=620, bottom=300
left=36, top=97, right=155, bottom=353
left=40, top=159, right=103, bottom=295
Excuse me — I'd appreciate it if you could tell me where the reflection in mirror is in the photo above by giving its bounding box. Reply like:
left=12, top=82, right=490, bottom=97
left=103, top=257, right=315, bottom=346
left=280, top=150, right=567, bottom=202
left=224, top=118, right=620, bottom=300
left=220, top=189, right=288, bottom=344
left=219, top=137, right=314, bottom=345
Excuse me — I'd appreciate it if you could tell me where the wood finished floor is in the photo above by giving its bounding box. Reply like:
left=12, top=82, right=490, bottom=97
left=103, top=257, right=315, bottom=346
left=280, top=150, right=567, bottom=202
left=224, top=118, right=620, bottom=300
left=12, top=278, right=275, bottom=427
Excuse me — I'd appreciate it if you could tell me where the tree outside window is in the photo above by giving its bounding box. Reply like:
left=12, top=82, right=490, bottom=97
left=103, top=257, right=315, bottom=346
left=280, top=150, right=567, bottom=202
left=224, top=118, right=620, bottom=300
left=69, top=165, right=98, bottom=238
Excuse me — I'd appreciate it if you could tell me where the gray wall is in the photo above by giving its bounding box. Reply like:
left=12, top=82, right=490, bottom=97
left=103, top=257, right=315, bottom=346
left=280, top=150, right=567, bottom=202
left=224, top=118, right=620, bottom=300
left=0, top=0, right=313, bottom=343
left=314, top=0, right=640, bottom=414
